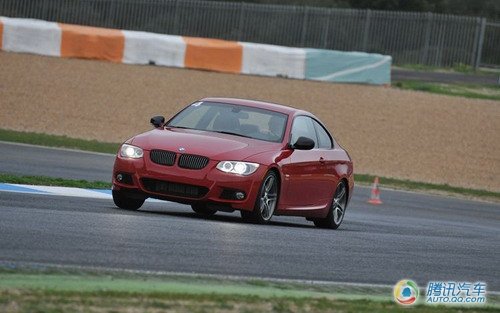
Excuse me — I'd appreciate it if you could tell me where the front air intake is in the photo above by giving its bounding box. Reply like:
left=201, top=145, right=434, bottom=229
left=141, top=178, right=208, bottom=198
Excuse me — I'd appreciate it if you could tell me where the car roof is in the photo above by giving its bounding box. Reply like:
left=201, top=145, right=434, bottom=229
left=200, top=97, right=310, bottom=117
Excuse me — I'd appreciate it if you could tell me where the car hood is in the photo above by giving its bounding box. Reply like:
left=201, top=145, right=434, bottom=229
left=129, top=128, right=280, bottom=161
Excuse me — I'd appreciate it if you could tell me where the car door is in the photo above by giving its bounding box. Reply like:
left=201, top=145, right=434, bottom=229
left=311, top=118, right=338, bottom=204
left=281, top=116, right=325, bottom=208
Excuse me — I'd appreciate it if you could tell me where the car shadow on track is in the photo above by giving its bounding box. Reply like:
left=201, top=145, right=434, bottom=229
left=107, top=205, right=324, bottom=229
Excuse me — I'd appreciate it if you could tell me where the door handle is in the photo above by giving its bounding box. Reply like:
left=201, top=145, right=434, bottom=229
left=319, top=157, right=325, bottom=164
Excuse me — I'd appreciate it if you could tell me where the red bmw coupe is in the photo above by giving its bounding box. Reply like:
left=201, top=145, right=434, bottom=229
left=112, top=98, right=353, bottom=229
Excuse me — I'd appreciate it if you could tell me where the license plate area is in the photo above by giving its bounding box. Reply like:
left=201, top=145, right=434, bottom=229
left=141, top=178, right=209, bottom=199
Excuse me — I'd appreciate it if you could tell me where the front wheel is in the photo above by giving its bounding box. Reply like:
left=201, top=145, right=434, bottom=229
left=112, top=190, right=145, bottom=210
left=241, top=171, right=279, bottom=224
left=314, top=181, right=348, bottom=229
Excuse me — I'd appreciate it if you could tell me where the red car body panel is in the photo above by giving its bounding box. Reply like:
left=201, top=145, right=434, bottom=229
left=112, top=97, right=354, bottom=219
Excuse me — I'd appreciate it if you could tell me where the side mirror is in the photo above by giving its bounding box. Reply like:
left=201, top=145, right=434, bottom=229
left=150, top=116, right=165, bottom=128
left=291, top=136, right=315, bottom=150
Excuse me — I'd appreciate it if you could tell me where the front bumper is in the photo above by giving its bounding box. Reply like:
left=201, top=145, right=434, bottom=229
left=112, top=151, right=265, bottom=211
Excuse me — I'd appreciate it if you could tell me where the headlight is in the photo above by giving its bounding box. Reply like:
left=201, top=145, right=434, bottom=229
left=216, top=161, right=259, bottom=175
left=120, top=144, right=143, bottom=159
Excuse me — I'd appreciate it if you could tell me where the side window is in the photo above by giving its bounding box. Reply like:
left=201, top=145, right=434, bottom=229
left=290, top=116, right=317, bottom=148
left=313, top=120, right=333, bottom=149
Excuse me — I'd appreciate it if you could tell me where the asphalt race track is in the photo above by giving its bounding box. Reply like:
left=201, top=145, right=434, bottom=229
left=1, top=141, right=499, bottom=290
left=1, top=142, right=115, bottom=182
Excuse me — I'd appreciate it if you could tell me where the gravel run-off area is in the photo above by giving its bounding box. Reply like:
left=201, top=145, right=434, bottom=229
left=1, top=52, right=499, bottom=192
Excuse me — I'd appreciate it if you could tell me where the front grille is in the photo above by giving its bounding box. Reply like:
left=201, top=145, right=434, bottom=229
left=141, top=178, right=209, bottom=199
left=178, top=154, right=209, bottom=170
left=150, top=149, right=176, bottom=166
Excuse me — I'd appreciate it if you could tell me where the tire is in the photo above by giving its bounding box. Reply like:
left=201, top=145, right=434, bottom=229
left=191, top=203, right=217, bottom=216
left=313, top=180, right=348, bottom=229
left=241, top=171, right=279, bottom=224
left=112, top=190, right=145, bottom=210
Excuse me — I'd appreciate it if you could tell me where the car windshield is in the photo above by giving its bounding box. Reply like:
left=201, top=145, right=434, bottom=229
left=167, top=101, right=288, bottom=143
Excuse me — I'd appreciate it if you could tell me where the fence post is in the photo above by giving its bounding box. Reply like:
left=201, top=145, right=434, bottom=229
left=323, top=8, right=332, bottom=49
left=420, top=12, right=433, bottom=65
left=434, top=16, right=444, bottom=67
left=362, top=9, right=371, bottom=51
left=474, top=18, right=487, bottom=70
left=173, top=0, right=180, bottom=35
left=471, top=17, right=481, bottom=67
left=300, top=6, right=309, bottom=47
left=108, top=0, right=118, bottom=29
left=237, top=2, right=246, bottom=41
left=41, top=0, right=48, bottom=21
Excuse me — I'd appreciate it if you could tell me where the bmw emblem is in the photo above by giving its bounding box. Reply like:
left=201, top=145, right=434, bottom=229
left=178, top=147, right=186, bottom=152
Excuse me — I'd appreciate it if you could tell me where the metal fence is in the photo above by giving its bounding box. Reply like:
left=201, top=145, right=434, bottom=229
left=483, top=21, right=500, bottom=67
left=1, top=0, right=499, bottom=67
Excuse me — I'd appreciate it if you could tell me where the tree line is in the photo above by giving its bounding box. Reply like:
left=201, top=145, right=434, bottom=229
left=214, top=0, right=500, bottom=20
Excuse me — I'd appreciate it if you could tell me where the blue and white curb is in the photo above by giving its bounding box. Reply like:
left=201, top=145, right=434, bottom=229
left=0, top=183, right=166, bottom=203
left=0, top=183, right=171, bottom=205
left=0, top=183, right=112, bottom=199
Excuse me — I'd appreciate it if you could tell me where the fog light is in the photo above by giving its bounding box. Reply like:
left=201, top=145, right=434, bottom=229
left=235, top=192, right=245, bottom=200
left=115, top=173, right=134, bottom=185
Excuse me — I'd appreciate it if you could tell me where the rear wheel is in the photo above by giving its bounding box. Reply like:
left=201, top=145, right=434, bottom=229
left=191, top=203, right=217, bottom=216
left=314, top=181, right=347, bottom=229
left=112, top=190, right=145, bottom=210
left=241, top=171, right=278, bottom=224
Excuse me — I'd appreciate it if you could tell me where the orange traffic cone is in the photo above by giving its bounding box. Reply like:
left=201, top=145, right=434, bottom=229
left=367, top=177, right=383, bottom=205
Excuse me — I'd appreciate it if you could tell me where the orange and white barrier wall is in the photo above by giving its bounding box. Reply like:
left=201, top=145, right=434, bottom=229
left=0, top=16, right=391, bottom=85
left=0, top=17, right=61, bottom=56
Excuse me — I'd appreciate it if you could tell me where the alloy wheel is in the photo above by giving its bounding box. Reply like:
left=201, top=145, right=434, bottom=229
left=259, top=174, right=278, bottom=221
left=332, top=182, right=347, bottom=225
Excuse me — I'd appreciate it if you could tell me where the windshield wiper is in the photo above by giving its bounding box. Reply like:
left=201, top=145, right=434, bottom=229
left=212, top=130, right=253, bottom=139
left=169, top=127, right=253, bottom=139
left=167, top=125, right=193, bottom=130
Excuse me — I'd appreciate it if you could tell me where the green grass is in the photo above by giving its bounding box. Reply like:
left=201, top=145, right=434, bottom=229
left=4, top=289, right=486, bottom=313
left=0, top=128, right=119, bottom=154
left=396, top=63, right=500, bottom=76
left=394, top=80, right=500, bottom=101
left=355, top=174, right=500, bottom=201
left=0, top=269, right=497, bottom=313
left=0, top=173, right=110, bottom=189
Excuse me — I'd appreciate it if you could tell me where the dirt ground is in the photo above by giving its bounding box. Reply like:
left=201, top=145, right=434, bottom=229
left=1, top=52, right=499, bottom=192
